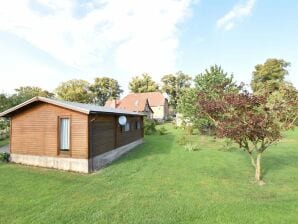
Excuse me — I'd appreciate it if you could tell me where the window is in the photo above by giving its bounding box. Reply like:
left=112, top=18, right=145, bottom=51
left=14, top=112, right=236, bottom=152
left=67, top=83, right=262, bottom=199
left=136, top=121, right=141, bottom=130
left=59, top=118, right=70, bottom=151
left=125, top=122, right=130, bottom=132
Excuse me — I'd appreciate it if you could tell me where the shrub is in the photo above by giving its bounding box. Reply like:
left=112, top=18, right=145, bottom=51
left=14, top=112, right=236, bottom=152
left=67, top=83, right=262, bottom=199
left=157, top=126, right=167, bottom=135
left=184, top=143, right=201, bottom=152
left=199, top=123, right=216, bottom=136
left=185, top=125, right=194, bottom=135
left=219, top=139, right=237, bottom=152
left=0, top=152, right=10, bottom=162
left=144, top=118, right=156, bottom=135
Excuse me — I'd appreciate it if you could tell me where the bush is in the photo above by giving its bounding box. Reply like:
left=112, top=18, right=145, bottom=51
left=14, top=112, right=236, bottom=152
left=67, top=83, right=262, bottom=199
left=0, top=152, right=10, bottom=162
left=144, top=118, right=156, bottom=135
left=0, top=129, right=9, bottom=140
left=177, top=134, right=190, bottom=145
left=184, top=143, right=201, bottom=152
left=173, top=124, right=178, bottom=129
left=199, top=124, right=216, bottom=136
left=219, top=139, right=237, bottom=152
left=157, top=126, right=167, bottom=135
left=185, top=125, right=193, bottom=135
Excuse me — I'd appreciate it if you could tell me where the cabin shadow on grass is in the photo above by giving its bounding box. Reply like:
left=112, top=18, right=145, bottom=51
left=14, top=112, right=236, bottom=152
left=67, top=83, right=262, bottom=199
left=106, top=132, right=175, bottom=168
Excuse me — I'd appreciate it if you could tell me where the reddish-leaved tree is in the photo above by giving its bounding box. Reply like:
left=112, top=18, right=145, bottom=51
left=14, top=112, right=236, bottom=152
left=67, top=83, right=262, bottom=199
left=197, top=85, right=298, bottom=184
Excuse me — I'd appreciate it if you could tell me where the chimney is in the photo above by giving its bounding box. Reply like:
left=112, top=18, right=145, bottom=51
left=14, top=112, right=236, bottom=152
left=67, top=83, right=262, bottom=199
left=110, top=99, right=119, bottom=108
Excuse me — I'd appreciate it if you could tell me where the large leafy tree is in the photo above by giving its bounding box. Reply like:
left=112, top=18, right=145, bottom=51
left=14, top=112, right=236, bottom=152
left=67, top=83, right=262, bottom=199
left=90, top=77, right=123, bottom=106
left=9, top=86, right=54, bottom=107
left=0, top=94, right=11, bottom=130
left=197, top=85, right=298, bottom=184
left=0, top=87, right=53, bottom=129
left=251, top=58, right=290, bottom=93
left=55, top=79, right=93, bottom=103
left=129, top=73, right=159, bottom=93
left=194, top=65, right=237, bottom=97
left=178, top=65, right=237, bottom=133
left=0, top=94, right=12, bottom=112
left=177, top=88, right=200, bottom=126
left=161, top=71, right=192, bottom=109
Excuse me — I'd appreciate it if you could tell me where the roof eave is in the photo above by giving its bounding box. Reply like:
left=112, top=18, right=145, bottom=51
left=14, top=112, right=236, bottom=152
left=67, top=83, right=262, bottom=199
left=0, top=96, right=90, bottom=117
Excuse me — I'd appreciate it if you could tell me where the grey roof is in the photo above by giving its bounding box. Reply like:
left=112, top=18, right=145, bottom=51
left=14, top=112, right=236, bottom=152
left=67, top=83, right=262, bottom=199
left=0, top=97, right=145, bottom=117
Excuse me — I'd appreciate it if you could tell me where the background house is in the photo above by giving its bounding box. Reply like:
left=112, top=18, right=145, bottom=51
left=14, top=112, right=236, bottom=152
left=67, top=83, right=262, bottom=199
left=0, top=97, right=144, bottom=173
left=105, top=92, right=169, bottom=121
left=105, top=97, right=153, bottom=118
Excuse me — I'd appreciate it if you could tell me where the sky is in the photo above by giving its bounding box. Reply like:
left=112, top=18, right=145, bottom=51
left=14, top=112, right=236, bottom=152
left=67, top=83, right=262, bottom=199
left=0, top=0, right=297, bottom=95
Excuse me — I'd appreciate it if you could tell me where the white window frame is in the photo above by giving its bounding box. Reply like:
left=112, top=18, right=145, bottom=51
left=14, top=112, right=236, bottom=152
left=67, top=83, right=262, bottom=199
left=125, top=122, right=130, bottom=132
left=59, top=117, right=71, bottom=152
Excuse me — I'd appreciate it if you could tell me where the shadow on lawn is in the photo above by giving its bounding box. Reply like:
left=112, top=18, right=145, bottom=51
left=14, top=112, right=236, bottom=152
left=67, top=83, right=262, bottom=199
left=262, top=152, right=298, bottom=177
left=113, top=132, right=176, bottom=164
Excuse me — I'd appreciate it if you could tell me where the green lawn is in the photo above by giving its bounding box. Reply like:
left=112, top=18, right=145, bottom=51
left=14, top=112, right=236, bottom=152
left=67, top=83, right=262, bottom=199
left=0, top=138, right=9, bottom=147
left=0, top=125, right=298, bottom=224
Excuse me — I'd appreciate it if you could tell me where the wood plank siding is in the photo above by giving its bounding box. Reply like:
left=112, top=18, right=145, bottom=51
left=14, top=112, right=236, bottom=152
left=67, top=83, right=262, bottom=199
left=11, top=102, right=89, bottom=159
left=89, top=114, right=116, bottom=157
left=90, top=114, right=143, bottom=157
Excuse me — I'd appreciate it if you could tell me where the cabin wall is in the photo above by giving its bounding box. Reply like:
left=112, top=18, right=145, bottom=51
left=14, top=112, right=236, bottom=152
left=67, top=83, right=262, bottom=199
left=89, top=114, right=116, bottom=157
left=116, top=116, right=143, bottom=148
left=90, top=114, right=143, bottom=157
left=10, top=102, right=89, bottom=159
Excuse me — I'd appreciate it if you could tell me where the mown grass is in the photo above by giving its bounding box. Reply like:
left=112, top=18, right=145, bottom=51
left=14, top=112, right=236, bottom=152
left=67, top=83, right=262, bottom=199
left=0, top=124, right=297, bottom=224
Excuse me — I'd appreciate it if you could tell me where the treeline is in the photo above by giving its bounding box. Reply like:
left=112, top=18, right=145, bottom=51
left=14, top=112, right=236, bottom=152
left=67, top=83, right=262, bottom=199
left=1, top=58, right=297, bottom=118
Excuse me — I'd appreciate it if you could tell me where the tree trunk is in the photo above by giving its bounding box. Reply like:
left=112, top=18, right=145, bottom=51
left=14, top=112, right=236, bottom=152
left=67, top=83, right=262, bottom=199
left=255, top=153, right=262, bottom=182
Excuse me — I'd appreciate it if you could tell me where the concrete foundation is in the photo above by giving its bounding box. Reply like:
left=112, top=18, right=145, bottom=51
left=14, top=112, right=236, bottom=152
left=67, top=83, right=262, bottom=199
left=10, top=139, right=144, bottom=173
left=10, top=154, right=89, bottom=173
left=90, top=138, right=144, bottom=171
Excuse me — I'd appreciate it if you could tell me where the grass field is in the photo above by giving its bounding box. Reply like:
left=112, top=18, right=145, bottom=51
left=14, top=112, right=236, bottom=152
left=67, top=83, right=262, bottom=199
left=0, top=124, right=298, bottom=224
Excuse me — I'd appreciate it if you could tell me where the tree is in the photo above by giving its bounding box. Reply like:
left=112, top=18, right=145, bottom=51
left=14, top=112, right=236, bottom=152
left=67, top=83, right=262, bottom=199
left=90, top=77, right=123, bottom=106
left=161, top=71, right=192, bottom=109
left=177, top=88, right=199, bottom=125
left=194, top=65, right=237, bottom=97
left=55, top=79, right=93, bottom=103
left=8, top=86, right=54, bottom=107
left=0, top=94, right=11, bottom=112
left=251, top=58, right=290, bottom=93
left=197, top=85, right=298, bottom=184
left=178, top=65, right=237, bottom=134
left=129, top=73, right=159, bottom=93
left=0, top=94, right=11, bottom=130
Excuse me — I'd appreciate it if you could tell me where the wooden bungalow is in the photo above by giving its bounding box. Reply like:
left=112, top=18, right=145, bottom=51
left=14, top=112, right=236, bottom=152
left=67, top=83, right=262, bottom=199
left=0, top=97, right=145, bottom=173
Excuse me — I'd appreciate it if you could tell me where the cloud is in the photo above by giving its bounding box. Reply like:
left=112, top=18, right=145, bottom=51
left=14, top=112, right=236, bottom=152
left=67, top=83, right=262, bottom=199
left=0, top=0, right=193, bottom=80
left=217, top=0, right=256, bottom=30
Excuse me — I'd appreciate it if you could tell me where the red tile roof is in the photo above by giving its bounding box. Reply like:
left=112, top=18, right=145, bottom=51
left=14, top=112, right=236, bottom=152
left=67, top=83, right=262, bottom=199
left=105, top=92, right=166, bottom=113
left=117, top=97, right=151, bottom=112
left=123, top=92, right=166, bottom=107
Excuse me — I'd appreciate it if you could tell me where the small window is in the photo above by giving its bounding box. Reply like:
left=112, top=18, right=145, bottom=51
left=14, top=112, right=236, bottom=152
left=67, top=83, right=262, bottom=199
left=137, top=121, right=141, bottom=130
left=59, top=118, right=70, bottom=151
left=125, top=122, right=130, bottom=132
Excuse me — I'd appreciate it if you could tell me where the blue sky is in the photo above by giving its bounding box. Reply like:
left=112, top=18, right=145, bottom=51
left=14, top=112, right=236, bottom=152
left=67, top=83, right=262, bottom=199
left=0, top=0, right=297, bottom=94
